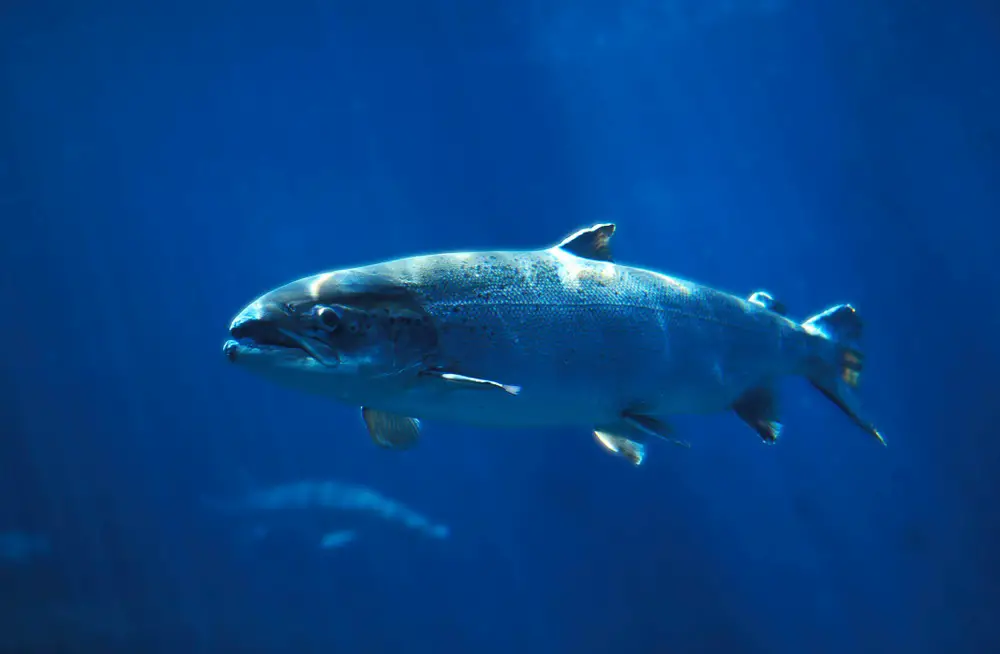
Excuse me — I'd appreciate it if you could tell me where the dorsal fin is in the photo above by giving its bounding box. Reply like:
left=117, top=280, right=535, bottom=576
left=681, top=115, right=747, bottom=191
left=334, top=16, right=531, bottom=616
left=554, top=223, right=616, bottom=262
left=747, top=291, right=787, bottom=315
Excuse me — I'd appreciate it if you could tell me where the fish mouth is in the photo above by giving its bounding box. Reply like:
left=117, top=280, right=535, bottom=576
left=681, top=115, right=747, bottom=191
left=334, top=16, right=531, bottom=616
left=230, top=318, right=302, bottom=350
left=225, top=319, right=339, bottom=367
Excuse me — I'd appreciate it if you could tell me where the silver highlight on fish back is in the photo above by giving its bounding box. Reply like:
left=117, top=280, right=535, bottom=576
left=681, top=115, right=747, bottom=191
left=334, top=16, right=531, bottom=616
left=223, top=224, right=884, bottom=464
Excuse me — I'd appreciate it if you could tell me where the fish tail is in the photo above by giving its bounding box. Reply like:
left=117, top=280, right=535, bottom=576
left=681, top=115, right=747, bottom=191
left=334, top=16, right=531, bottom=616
left=801, top=304, right=885, bottom=445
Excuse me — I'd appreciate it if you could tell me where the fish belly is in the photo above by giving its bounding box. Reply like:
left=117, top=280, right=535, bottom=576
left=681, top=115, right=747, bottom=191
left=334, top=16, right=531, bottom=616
left=418, top=300, right=668, bottom=427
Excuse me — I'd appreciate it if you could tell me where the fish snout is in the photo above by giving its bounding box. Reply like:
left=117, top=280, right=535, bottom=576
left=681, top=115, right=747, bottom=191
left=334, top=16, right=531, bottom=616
left=223, top=295, right=298, bottom=364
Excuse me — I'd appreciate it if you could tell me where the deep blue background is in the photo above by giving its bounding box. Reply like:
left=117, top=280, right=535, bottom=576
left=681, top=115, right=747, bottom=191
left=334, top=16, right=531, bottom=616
left=2, top=1, right=998, bottom=652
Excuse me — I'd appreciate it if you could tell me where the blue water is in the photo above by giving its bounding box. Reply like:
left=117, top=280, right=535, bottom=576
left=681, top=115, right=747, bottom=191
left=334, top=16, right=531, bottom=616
left=2, top=1, right=998, bottom=652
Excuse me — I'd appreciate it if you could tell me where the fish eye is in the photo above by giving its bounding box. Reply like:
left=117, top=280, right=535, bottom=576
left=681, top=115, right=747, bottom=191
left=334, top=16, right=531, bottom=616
left=315, top=305, right=341, bottom=331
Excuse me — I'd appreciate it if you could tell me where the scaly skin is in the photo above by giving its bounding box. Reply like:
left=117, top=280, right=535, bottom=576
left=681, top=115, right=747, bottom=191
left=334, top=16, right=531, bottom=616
left=355, top=247, right=815, bottom=426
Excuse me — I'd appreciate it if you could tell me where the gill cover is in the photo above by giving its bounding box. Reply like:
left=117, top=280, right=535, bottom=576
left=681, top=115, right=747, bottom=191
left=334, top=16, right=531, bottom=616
left=300, top=299, right=438, bottom=374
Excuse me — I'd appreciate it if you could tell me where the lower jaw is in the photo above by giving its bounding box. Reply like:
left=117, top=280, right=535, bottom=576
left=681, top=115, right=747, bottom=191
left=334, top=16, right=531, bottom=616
left=228, top=340, right=308, bottom=363
left=275, top=329, right=339, bottom=368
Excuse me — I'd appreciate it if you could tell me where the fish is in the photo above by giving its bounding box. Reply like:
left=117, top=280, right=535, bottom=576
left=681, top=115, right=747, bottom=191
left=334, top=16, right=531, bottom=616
left=204, top=479, right=450, bottom=547
left=319, top=529, right=358, bottom=549
left=223, top=223, right=884, bottom=463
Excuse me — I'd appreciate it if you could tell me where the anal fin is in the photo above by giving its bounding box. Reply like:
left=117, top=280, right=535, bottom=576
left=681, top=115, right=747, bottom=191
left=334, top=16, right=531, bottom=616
left=361, top=407, right=421, bottom=450
left=421, top=370, right=521, bottom=396
left=732, top=385, right=782, bottom=443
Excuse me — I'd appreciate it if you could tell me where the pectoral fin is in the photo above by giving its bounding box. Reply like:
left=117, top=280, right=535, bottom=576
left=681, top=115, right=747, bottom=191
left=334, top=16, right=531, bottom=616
left=361, top=407, right=421, bottom=450
left=421, top=370, right=521, bottom=395
left=732, top=385, right=782, bottom=443
left=594, top=430, right=646, bottom=466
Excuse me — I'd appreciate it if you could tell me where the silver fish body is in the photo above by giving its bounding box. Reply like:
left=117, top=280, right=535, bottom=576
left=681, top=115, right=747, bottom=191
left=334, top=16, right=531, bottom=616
left=351, top=249, right=807, bottom=426
left=224, top=224, right=883, bottom=461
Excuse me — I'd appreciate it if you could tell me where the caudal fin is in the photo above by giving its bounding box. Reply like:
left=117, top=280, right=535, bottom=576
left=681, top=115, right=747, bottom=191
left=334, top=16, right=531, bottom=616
left=802, top=304, right=886, bottom=446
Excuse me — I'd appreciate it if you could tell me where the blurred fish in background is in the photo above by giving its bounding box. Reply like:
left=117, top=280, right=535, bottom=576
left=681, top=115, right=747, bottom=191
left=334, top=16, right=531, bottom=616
left=204, top=478, right=450, bottom=552
left=0, top=530, right=51, bottom=565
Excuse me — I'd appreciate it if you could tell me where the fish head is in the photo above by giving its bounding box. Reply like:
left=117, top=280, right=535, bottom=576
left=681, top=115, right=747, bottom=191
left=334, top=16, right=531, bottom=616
left=223, top=268, right=437, bottom=398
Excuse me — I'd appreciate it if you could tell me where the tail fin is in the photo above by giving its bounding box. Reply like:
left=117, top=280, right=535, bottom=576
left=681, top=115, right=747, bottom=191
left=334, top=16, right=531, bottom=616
left=802, top=304, right=886, bottom=446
